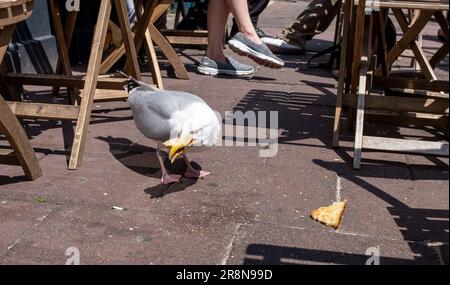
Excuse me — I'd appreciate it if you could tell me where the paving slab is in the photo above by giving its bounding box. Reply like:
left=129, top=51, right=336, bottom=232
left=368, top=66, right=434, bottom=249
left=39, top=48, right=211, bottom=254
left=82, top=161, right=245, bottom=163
left=0, top=200, right=55, bottom=257
left=339, top=176, right=449, bottom=243
left=0, top=205, right=239, bottom=265
left=226, top=223, right=441, bottom=265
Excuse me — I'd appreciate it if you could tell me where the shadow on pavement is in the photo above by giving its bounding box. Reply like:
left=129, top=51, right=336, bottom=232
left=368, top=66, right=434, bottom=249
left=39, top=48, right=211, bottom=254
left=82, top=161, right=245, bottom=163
left=96, top=136, right=202, bottom=198
left=242, top=244, right=437, bottom=265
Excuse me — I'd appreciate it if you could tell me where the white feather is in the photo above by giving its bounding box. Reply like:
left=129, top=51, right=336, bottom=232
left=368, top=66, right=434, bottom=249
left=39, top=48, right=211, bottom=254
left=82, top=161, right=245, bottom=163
left=170, top=102, right=221, bottom=146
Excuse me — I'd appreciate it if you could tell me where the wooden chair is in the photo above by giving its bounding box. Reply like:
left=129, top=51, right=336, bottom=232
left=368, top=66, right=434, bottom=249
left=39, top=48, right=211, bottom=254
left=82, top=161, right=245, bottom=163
left=0, top=0, right=41, bottom=180
left=100, top=0, right=189, bottom=80
left=162, top=0, right=209, bottom=47
left=4, top=0, right=151, bottom=170
left=333, top=0, right=449, bottom=169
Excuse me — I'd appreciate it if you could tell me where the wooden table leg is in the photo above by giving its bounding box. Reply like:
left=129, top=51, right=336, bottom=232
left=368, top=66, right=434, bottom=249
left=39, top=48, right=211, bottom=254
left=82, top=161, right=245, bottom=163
left=353, top=14, right=372, bottom=170
left=69, top=0, right=112, bottom=170
left=332, top=0, right=353, bottom=147
left=346, top=0, right=366, bottom=133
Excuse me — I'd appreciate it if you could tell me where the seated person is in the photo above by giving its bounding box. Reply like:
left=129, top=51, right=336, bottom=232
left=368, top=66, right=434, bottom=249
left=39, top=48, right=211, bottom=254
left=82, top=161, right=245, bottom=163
left=230, top=0, right=304, bottom=54
left=197, top=0, right=284, bottom=77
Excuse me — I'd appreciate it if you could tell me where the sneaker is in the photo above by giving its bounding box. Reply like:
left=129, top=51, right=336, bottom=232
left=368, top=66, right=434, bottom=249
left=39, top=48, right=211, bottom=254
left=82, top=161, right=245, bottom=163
left=197, top=56, right=255, bottom=76
left=256, top=28, right=305, bottom=55
left=228, top=32, right=285, bottom=69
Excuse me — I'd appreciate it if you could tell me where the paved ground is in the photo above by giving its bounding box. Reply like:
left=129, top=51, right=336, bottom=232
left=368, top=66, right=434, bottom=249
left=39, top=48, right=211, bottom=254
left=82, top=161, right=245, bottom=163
left=0, top=0, right=448, bottom=265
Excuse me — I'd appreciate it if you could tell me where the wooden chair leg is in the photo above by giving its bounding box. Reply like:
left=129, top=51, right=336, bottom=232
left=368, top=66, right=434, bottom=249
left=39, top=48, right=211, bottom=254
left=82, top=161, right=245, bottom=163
left=0, top=25, right=20, bottom=101
left=69, top=0, right=112, bottom=170
left=0, top=94, right=42, bottom=180
left=125, top=0, right=189, bottom=80
left=0, top=25, right=15, bottom=66
left=101, top=0, right=189, bottom=80
left=144, top=28, right=164, bottom=88
left=134, top=0, right=164, bottom=88
left=0, top=24, right=41, bottom=180
left=353, top=57, right=369, bottom=170
left=148, top=23, right=189, bottom=79
left=48, top=0, right=77, bottom=104
left=0, top=62, right=19, bottom=101
left=374, top=10, right=390, bottom=76
left=389, top=9, right=436, bottom=80
left=114, top=0, right=142, bottom=80
left=100, top=0, right=157, bottom=74
left=430, top=11, right=449, bottom=69
left=51, top=9, right=77, bottom=98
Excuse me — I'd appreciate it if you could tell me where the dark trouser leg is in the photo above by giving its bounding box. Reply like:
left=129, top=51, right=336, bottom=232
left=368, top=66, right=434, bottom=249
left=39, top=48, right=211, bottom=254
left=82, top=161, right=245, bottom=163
left=282, top=0, right=340, bottom=46
left=231, top=0, right=270, bottom=37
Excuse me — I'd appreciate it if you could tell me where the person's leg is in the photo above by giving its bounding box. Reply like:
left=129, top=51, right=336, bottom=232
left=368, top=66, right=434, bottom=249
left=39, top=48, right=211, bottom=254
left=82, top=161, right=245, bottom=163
left=200, top=0, right=255, bottom=76
left=227, top=0, right=284, bottom=67
left=206, top=0, right=231, bottom=63
left=200, top=0, right=283, bottom=74
left=226, top=0, right=262, bottom=45
left=248, top=0, right=271, bottom=27
left=283, top=0, right=340, bottom=47
left=231, top=0, right=270, bottom=38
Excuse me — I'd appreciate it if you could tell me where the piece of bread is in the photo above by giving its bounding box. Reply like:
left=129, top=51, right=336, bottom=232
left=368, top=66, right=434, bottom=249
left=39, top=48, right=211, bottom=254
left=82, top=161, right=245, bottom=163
left=311, top=200, right=347, bottom=229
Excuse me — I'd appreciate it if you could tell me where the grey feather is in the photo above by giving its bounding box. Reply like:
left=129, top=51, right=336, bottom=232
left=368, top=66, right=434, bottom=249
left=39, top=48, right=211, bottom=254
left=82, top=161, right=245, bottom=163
left=128, top=87, right=207, bottom=142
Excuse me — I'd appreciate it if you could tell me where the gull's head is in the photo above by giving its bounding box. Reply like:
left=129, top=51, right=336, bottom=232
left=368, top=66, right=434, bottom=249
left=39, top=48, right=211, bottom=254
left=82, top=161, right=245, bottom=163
left=163, top=133, right=195, bottom=164
left=163, top=111, right=221, bottom=164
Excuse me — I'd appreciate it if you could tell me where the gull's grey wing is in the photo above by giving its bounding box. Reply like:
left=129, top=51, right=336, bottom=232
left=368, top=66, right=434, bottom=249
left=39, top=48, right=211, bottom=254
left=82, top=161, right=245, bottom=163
left=128, top=88, right=206, bottom=141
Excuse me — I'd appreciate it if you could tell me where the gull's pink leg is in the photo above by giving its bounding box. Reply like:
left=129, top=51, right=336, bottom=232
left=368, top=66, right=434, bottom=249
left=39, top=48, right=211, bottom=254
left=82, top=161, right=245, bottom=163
left=183, top=155, right=211, bottom=179
left=157, top=143, right=181, bottom=185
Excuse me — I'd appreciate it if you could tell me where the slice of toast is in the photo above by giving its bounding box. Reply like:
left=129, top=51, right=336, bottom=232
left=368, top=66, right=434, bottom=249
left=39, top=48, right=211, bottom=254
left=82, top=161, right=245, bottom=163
left=311, top=200, right=347, bottom=229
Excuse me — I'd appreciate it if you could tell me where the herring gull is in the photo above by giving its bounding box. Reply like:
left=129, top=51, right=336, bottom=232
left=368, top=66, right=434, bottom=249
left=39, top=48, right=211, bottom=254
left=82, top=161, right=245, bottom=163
left=123, top=76, right=221, bottom=185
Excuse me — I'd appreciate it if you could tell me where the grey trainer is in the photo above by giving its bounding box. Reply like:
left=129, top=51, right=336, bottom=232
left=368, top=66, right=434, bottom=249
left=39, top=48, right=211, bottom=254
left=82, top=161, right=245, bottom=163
left=228, top=32, right=285, bottom=69
left=197, top=56, right=255, bottom=76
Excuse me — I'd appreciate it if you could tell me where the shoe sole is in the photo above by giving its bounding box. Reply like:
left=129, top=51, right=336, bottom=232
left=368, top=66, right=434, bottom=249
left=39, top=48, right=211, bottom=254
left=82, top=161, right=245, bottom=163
left=197, top=65, right=254, bottom=76
left=228, top=39, right=285, bottom=69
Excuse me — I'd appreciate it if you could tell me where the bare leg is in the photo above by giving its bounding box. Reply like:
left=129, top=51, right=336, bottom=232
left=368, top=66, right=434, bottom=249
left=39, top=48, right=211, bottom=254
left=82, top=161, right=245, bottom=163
left=206, top=0, right=263, bottom=63
left=206, top=0, right=230, bottom=63
left=226, top=0, right=262, bottom=45
left=157, top=142, right=182, bottom=185
left=183, top=155, right=211, bottom=179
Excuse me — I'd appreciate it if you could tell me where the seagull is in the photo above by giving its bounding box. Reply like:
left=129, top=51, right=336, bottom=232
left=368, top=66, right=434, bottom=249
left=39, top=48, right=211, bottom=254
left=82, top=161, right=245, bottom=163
left=122, top=75, right=222, bottom=185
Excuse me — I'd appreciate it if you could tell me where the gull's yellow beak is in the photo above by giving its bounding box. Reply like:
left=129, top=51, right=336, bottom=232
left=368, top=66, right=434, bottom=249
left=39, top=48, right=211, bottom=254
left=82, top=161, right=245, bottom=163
left=163, top=135, right=194, bottom=164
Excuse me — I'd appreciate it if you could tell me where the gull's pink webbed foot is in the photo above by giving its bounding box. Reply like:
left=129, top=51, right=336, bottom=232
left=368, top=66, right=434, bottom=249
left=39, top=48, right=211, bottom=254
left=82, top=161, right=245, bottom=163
left=161, top=174, right=182, bottom=185
left=183, top=155, right=211, bottom=179
left=184, top=167, right=211, bottom=179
